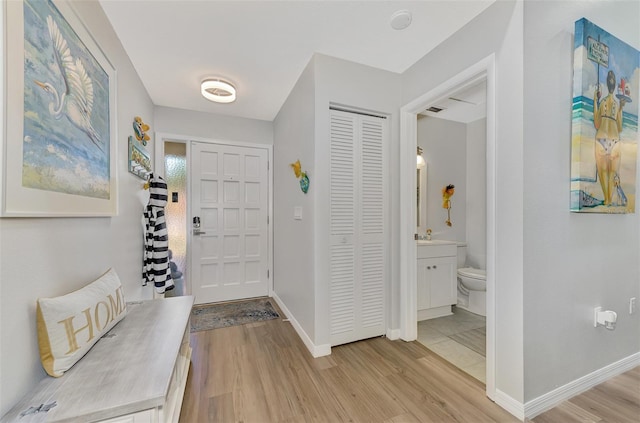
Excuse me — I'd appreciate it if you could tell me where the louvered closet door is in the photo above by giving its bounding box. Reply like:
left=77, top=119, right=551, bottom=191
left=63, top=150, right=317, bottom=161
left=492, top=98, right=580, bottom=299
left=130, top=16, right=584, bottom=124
left=330, top=109, right=386, bottom=346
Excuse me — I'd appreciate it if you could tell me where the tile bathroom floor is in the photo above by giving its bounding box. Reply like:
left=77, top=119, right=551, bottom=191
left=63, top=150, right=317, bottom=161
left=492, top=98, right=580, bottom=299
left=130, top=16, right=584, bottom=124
left=417, top=306, right=486, bottom=383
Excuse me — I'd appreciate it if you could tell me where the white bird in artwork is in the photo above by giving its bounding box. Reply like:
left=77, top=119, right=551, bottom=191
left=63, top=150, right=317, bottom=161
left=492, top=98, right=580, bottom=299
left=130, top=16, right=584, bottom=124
left=34, top=15, right=103, bottom=152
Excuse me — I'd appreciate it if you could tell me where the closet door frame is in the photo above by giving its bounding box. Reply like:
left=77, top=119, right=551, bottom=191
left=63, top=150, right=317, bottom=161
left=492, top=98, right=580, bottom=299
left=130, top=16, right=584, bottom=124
left=329, top=108, right=389, bottom=346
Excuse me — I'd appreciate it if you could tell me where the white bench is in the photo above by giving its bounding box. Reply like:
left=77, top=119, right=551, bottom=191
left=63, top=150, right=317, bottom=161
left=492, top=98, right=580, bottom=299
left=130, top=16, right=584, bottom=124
left=1, top=296, right=194, bottom=423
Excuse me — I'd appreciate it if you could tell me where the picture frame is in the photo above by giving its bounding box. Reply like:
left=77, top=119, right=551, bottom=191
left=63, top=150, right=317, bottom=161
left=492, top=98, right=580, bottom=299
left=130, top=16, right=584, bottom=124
left=1, top=0, right=117, bottom=217
left=570, top=18, right=639, bottom=213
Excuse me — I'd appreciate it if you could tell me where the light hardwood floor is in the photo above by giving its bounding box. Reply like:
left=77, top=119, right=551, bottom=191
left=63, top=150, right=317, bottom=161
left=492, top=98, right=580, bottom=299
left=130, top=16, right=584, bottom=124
left=529, top=366, right=640, bottom=423
left=179, top=303, right=639, bottom=423
left=179, top=305, right=516, bottom=422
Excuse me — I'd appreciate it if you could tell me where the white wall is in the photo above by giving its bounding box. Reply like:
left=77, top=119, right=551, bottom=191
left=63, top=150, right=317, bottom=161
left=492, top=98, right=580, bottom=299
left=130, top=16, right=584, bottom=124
left=154, top=106, right=273, bottom=145
left=0, top=1, right=155, bottom=415
left=417, top=116, right=467, bottom=242
left=417, top=116, right=486, bottom=267
left=272, top=58, right=317, bottom=344
left=272, top=54, right=401, bottom=350
left=402, top=0, right=524, bottom=404
left=523, top=0, right=640, bottom=401
left=466, top=118, right=487, bottom=269
left=313, top=54, right=402, bottom=343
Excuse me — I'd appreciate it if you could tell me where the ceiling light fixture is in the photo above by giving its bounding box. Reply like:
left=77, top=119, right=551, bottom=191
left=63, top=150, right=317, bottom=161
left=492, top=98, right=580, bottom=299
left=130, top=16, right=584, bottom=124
left=390, top=10, right=412, bottom=30
left=201, top=79, right=236, bottom=103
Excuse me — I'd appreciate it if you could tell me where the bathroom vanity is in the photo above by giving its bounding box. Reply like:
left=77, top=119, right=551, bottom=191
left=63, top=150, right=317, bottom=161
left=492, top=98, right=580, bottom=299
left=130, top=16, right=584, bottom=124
left=417, top=240, right=457, bottom=320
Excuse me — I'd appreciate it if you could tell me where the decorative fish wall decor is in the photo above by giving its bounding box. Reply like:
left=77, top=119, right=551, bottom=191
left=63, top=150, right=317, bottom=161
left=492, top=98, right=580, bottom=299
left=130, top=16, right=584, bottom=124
left=290, top=160, right=310, bottom=194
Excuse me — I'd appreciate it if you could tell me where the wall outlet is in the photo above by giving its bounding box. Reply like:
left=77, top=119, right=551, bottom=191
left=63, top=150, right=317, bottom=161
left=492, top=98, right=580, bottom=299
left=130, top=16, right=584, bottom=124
left=630, top=297, right=637, bottom=314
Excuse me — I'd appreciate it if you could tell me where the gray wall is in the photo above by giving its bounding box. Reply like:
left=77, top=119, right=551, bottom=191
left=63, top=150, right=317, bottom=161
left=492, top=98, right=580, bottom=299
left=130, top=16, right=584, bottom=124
left=273, top=57, right=317, bottom=343
left=466, top=118, right=487, bottom=269
left=402, top=0, right=524, bottom=402
left=313, top=54, right=402, bottom=343
left=0, top=1, right=155, bottom=414
left=273, top=54, right=401, bottom=349
left=417, top=115, right=487, bottom=267
left=154, top=106, right=273, bottom=145
left=523, top=0, right=640, bottom=401
left=417, top=116, right=468, bottom=243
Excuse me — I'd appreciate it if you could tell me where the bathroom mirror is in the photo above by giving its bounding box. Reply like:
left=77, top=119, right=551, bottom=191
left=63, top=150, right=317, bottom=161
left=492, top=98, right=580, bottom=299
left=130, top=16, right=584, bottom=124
left=417, top=152, right=427, bottom=230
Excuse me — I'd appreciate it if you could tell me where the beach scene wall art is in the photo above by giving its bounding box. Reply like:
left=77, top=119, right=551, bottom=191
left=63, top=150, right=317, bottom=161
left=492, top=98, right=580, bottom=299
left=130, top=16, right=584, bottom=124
left=571, top=18, right=639, bottom=213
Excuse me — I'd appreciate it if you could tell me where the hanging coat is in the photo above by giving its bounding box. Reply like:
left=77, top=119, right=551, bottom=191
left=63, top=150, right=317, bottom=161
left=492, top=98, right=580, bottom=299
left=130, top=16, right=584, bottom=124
left=143, top=173, right=174, bottom=294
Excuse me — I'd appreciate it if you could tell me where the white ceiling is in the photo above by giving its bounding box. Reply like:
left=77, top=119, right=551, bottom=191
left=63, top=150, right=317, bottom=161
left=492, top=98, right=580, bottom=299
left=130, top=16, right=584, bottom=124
left=419, top=79, right=487, bottom=123
left=99, top=0, right=495, bottom=122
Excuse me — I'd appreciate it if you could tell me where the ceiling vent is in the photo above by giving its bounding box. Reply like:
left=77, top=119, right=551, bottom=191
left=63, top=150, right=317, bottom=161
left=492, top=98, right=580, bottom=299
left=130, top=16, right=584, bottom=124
left=449, top=97, right=476, bottom=105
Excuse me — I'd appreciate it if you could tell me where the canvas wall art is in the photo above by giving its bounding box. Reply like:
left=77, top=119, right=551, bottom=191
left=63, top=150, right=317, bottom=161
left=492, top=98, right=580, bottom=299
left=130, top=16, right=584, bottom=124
left=1, top=0, right=117, bottom=216
left=571, top=18, right=639, bottom=213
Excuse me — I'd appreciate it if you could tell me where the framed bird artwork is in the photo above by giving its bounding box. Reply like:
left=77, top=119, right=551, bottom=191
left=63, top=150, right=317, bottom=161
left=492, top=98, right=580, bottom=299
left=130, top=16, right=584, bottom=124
left=1, top=0, right=117, bottom=216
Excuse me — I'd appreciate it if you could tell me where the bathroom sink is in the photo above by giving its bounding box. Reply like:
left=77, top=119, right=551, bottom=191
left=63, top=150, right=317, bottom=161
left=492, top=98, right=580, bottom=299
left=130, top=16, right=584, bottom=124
left=416, top=239, right=457, bottom=246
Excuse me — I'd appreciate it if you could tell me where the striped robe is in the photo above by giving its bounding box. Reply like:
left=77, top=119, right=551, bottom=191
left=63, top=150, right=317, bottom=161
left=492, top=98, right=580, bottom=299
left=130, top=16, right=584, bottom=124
left=143, top=173, right=174, bottom=293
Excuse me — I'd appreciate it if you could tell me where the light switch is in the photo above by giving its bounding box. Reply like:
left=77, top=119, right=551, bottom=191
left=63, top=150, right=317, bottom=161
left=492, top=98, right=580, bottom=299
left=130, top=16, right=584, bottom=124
left=294, top=206, right=303, bottom=220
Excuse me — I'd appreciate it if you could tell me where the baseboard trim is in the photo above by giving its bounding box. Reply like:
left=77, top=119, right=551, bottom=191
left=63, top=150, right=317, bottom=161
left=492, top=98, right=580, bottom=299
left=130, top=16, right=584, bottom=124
left=494, top=389, right=525, bottom=421
left=271, top=293, right=331, bottom=358
left=386, top=328, right=401, bottom=340
left=524, top=352, right=640, bottom=419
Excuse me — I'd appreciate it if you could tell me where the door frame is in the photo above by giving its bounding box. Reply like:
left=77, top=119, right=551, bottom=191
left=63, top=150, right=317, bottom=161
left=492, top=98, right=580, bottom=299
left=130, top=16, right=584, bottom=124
left=398, top=54, right=497, bottom=400
left=155, top=132, right=274, bottom=299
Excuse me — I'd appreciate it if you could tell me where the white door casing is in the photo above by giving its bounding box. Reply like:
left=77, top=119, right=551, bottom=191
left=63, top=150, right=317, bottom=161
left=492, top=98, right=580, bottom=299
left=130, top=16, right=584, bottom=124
left=399, top=55, right=496, bottom=399
left=191, top=141, right=269, bottom=304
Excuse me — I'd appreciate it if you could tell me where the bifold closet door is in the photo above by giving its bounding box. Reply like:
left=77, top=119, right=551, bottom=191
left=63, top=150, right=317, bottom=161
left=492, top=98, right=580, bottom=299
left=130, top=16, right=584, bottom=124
left=329, top=109, right=387, bottom=346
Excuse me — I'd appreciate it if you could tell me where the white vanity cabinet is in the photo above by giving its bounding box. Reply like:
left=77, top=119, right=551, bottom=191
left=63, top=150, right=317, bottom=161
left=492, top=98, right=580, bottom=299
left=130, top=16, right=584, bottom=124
left=417, top=241, right=457, bottom=320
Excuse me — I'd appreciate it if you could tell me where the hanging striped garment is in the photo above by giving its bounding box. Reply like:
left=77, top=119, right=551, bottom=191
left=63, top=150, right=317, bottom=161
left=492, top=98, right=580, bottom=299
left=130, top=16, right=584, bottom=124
left=143, top=173, right=174, bottom=293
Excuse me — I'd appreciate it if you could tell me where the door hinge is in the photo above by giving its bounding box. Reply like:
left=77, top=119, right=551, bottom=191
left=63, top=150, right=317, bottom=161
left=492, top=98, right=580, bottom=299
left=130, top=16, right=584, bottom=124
left=267, top=215, right=269, bottom=224
left=267, top=270, right=270, bottom=279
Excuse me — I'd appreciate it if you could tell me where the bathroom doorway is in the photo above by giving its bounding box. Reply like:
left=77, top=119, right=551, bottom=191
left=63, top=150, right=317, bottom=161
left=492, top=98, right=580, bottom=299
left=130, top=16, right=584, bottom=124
left=415, top=78, right=487, bottom=383
left=399, top=55, right=497, bottom=399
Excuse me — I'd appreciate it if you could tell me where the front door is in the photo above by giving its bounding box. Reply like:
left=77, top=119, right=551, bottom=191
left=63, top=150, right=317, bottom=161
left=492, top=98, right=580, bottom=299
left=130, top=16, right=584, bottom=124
left=190, top=141, right=269, bottom=304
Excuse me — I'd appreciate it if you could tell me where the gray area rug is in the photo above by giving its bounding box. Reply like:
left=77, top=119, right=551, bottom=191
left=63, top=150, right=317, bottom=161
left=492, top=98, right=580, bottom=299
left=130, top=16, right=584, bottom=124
left=190, top=297, right=280, bottom=332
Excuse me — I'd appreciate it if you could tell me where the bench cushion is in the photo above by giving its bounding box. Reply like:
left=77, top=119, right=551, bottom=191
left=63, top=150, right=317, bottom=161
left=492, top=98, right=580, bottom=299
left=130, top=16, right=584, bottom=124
left=36, top=268, right=127, bottom=377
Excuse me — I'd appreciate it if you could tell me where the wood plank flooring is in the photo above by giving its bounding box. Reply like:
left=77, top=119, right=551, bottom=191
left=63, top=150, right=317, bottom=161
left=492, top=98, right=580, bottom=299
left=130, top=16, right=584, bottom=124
left=529, top=366, right=640, bottom=423
left=179, top=304, right=516, bottom=423
left=179, top=301, right=640, bottom=423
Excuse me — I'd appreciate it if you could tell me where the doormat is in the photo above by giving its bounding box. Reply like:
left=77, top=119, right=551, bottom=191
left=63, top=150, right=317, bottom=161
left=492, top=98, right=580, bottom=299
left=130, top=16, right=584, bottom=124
left=190, top=297, right=280, bottom=332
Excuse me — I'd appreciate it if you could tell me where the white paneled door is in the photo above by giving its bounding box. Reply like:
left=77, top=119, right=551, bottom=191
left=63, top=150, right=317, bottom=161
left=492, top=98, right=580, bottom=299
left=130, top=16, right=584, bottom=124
left=329, top=109, right=387, bottom=346
left=191, top=142, right=269, bottom=305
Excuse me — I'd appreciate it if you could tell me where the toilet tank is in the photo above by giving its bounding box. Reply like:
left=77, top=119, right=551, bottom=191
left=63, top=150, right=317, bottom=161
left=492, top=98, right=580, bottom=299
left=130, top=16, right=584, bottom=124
left=456, top=242, right=467, bottom=268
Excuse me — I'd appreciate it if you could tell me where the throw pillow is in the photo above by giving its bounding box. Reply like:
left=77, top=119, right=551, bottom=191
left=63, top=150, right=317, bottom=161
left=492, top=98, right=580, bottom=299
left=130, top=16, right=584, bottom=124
left=36, top=268, right=127, bottom=377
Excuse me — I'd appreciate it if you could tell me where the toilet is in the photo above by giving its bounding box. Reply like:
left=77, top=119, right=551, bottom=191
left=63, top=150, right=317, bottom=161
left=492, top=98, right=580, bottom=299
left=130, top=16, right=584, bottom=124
left=456, top=243, right=486, bottom=316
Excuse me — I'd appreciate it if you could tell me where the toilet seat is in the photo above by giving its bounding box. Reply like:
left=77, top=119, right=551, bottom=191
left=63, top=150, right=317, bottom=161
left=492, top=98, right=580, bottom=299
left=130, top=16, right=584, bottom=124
left=457, top=267, right=486, bottom=280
